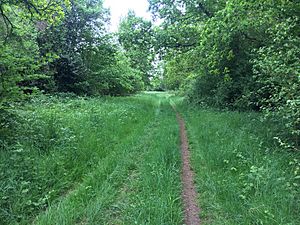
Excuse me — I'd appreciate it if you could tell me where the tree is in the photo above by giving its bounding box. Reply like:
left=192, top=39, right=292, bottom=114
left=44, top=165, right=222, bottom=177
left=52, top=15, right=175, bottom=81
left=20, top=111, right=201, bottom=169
left=36, top=0, right=110, bottom=94
left=118, top=11, right=155, bottom=86
left=0, top=0, right=70, bottom=108
left=148, top=0, right=300, bottom=150
left=0, top=0, right=70, bottom=37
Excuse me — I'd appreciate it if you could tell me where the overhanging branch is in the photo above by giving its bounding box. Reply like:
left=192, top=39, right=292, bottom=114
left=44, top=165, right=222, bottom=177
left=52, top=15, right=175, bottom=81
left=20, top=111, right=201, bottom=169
left=0, top=4, right=14, bottom=40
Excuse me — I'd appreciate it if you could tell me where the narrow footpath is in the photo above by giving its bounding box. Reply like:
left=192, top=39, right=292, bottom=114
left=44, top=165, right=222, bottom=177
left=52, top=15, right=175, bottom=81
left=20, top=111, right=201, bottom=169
left=176, top=111, right=201, bottom=225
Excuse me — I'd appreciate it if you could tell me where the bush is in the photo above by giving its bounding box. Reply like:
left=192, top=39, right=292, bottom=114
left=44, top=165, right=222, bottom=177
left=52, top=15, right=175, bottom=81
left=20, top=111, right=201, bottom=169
left=251, top=19, right=300, bottom=150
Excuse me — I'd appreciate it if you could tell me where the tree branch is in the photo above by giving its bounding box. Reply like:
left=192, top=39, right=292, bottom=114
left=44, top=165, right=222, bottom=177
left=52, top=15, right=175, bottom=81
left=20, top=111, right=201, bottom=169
left=196, top=3, right=213, bottom=18
left=0, top=4, right=14, bottom=41
left=23, top=0, right=41, bottom=15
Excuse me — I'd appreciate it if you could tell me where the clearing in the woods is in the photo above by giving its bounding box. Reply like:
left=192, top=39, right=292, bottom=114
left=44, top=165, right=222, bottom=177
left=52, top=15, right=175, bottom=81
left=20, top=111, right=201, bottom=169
left=1, top=92, right=299, bottom=225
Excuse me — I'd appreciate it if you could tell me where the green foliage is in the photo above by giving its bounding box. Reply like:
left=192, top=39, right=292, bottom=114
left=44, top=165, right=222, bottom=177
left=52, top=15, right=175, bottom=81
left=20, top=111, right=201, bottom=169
left=118, top=11, right=155, bottom=86
left=37, top=0, right=143, bottom=96
left=0, top=93, right=182, bottom=224
left=1, top=95, right=151, bottom=223
left=38, top=0, right=108, bottom=95
left=150, top=0, right=300, bottom=150
left=0, top=0, right=69, bottom=108
left=82, top=43, right=144, bottom=95
left=251, top=19, right=300, bottom=149
left=1, top=0, right=144, bottom=108
left=164, top=50, right=198, bottom=90
left=0, top=30, right=40, bottom=107
left=178, top=102, right=300, bottom=224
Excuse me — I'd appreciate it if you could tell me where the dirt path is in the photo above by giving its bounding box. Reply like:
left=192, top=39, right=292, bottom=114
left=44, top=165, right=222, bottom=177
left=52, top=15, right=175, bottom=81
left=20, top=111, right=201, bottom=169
left=175, top=111, right=201, bottom=225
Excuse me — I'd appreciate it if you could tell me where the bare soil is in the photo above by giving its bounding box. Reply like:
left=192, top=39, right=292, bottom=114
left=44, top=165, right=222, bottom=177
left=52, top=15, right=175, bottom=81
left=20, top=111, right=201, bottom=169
left=176, top=112, right=201, bottom=225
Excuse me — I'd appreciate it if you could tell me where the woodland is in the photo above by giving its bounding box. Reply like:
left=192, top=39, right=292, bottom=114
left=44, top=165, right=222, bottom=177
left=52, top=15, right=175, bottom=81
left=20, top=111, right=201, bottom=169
left=1, top=0, right=299, bottom=150
left=0, top=0, right=299, bottom=224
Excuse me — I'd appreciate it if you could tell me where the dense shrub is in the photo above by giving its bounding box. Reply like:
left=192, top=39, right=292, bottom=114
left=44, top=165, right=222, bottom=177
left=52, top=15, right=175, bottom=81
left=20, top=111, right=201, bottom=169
left=154, top=0, right=300, bottom=150
left=251, top=19, right=300, bottom=149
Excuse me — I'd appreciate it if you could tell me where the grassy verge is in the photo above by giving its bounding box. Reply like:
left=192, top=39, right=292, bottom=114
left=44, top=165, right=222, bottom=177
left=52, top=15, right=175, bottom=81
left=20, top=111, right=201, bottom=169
left=5, top=92, right=296, bottom=225
left=0, top=94, right=155, bottom=224
left=177, top=103, right=300, bottom=225
left=119, top=95, right=183, bottom=225
left=1, top=93, right=183, bottom=225
left=34, top=93, right=183, bottom=225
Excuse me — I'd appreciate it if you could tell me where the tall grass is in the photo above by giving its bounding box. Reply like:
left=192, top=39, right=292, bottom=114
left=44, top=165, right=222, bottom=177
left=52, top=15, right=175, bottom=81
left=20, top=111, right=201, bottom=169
left=0, top=94, right=155, bottom=224
left=3, top=92, right=297, bottom=225
left=177, top=103, right=300, bottom=225
left=119, top=95, right=183, bottom=225
left=1, top=93, right=183, bottom=225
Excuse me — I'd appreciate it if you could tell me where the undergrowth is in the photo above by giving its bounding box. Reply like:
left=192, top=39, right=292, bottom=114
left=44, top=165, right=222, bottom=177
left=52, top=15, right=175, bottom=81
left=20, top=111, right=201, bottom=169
left=0, top=94, right=157, bottom=224
left=2, top=93, right=298, bottom=224
left=0, top=93, right=183, bottom=225
left=177, top=103, right=300, bottom=225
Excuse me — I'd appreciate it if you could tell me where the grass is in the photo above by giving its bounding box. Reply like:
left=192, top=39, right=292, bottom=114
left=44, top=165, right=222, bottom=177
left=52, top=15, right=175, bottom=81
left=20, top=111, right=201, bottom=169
left=176, top=102, right=300, bottom=225
left=0, top=93, right=183, bottom=225
left=1, top=92, right=299, bottom=224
